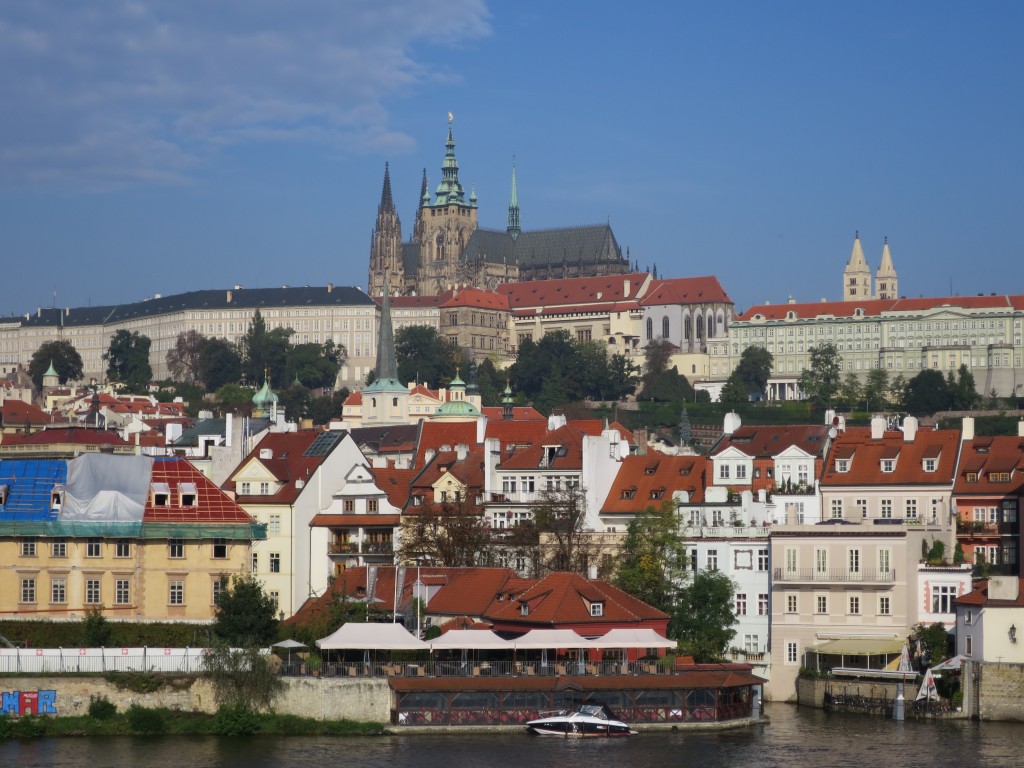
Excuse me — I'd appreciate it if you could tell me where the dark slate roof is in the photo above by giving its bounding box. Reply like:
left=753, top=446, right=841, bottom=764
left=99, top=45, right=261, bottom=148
left=403, top=243, right=421, bottom=277
left=461, top=225, right=625, bottom=269
left=173, top=417, right=271, bottom=447
left=18, top=286, right=375, bottom=328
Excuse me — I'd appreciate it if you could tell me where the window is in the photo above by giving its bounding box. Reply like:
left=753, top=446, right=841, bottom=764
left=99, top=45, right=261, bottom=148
left=848, top=595, right=861, bottom=615
left=688, top=548, right=698, bottom=571
left=368, top=499, right=379, bottom=513
left=259, top=482, right=270, bottom=495
left=965, top=635, right=973, bottom=656
left=856, top=499, right=868, bottom=518
left=835, top=459, right=849, bottom=473
left=905, top=499, right=918, bottom=520
left=51, top=538, right=67, bottom=558
left=662, top=316, right=670, bottom=338
left=830, top=499, right=843, bottom=519
left=735, top=594, right=747, bottom=615
left=86, top=538, right=102, bottom=557
left=923, top=458, right=936, bottom=472
left=815, top=548, right=828, bottom=574
left=212, top=538, right=227, bottom=559
left=878, top=595, right=891, bottom=616
left=707, top=549, right=718, bottom=571
left=115, top=539, right=131, bottom=558
left=964, top=610, right=972, bottom=625
left=212, top=579, right=225, bottom=605
left=269, top=514, right=281, bottom=535
left=744, top=634, right=759, bottom=654
left=758, top=549, right=769, bottom=571
left=932, top=585, right=957, bottom=614
left=51, top=578, right=66, bottom=604
left=736, top=465, right=747, bottom=480
left=251, top=553, right=259, bottom=573
left=269, top=591, right=279, bottom=608
left=786, top=594, right=798, bottom=613
left=168, top=538, right=184, bottom=559
left=169, top=580, right=184, bottom=605
left=848, top=548, right=861, bottom=574
left=881, top=459, right=895, bottom=473
left=785, top=548, right=797, bottom=574
left=115, top=579, right=131, bottom=605
left=590, top=602, right=604, bottom=617
left=878, top=548, right=891, bottom=576
left=270, top=553, right=281, bottom=573
left=880, top=499, right=893, bottom=518
left=520, top=602, right=529, bottom=616
left=816, top=595, right=828, bottom=614
left=240, top=482, right=251, bottom=495
left=343, top=499, right=355, bottom=513
left=758, top=594, right=769, bottom=616
left=85, top=579, right=101, bottom=605
left=20, top=578, right=36, bottom=604
left=786, top=641, right=798, bottom=664
left=20, top=538, right=37, bottom=557
left=719, top=464, right=730, bottom=480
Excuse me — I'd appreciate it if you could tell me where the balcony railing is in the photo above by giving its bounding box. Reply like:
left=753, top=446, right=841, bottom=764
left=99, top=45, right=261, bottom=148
left=772, top=567, right=896, bottom=583
left=684, top=525, right=770, bottom=538
left=328, top=541, right=393, bottom=556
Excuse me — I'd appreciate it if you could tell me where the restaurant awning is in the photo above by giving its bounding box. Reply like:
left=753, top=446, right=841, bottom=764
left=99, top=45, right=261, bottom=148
left=316, top=622, right=428, bottom=650
left=428, top=629, right=513, bottom=650
left=812, top=638, right=903, bottom=656
left=593, top=628, right=676, bottom=649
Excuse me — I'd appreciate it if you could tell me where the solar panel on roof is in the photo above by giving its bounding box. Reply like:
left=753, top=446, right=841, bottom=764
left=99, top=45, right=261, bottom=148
left=304, top=431, right=342, bottom=457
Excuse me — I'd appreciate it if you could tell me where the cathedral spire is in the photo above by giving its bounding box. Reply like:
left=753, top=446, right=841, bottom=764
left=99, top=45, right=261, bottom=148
left=378, top=161, right=395, bottom=214
left=507, top=158, right=521, bottom=238
left=875, top=236, right=898, bottom=300
left=419, top=168, right=429, bottom=208
left=375, top=281, right=399, bottom=383
left=842, top=231, right=872, bottom=301
left=434, top=113, right=466, bottom=206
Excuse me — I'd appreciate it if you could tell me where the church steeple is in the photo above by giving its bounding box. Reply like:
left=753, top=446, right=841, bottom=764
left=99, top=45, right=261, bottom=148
left=875, top=236, right=898, bottom=300
left=842, top=231, right=872, bottom=301
left=375, top=282, right=399, bottom=384
left=507, top=158, right=521, bottom=238
left=369, top=162, right=403, bottom=297
left=434, top=113, right=467, bottom=206
left=379, top=161, right=395, bottom=214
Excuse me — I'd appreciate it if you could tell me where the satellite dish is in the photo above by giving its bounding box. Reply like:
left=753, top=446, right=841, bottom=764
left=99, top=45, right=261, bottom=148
left=828, top=427, right=838, bottom=439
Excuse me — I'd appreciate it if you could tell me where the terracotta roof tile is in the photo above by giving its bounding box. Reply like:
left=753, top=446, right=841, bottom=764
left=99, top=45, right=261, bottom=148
left=602, top=454, right=708, bottom=513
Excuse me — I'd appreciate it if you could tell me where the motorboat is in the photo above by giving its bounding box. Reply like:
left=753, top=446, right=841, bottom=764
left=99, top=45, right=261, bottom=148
left=526, top=703, right=637, bottom=737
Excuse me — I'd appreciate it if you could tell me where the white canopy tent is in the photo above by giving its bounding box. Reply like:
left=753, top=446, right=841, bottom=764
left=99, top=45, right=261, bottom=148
left=592, top=628, right=676, bottom=649
left=427, top=630, right=513, bottom=650
left=512, top=629, right=598, bottom=650
left=316, top=623, right=428, bottom=650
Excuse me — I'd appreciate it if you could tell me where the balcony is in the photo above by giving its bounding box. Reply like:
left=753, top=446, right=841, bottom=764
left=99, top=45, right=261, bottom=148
left=772, top=567, right=896, bottom=584
left=684, top=525, right=770, bottom=539
left=328, top=541, right=394, bottom=556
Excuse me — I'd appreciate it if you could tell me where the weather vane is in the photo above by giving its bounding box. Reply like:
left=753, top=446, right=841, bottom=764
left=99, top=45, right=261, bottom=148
left=448, top=111, right=453, bottom=125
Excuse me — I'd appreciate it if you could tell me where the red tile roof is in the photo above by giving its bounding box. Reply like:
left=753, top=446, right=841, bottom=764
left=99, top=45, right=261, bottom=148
left=484, top=572, right=669, bottom=627
left=16, top=428, right=129, bottom=446
left=954, top=436, right=1024, bottom=495
left=439, top=288, right=510, bottom=311
left=368, top=466, right=419, bottom=509
left=955, top=579, right=1024, bottom=608
left=310, top=513, right=401, bottom=527
left=0, top=400, right=54, bottom=426
left=639, top=276, right=732, bottom=306
left=499, top=273, right=650, bottom=311
left=499, top=424, right=585, bottom=471
left=712, top=424, right=831, bottom=459
left=146, top=457, right=256, bottom=524
left=481, top=406, right=545, bottom=421
left=415, top=421, right=478, bottom=466
left=228, top=430, right=343, bottom=504
left=739, top=294, right=1024, bottom=322
left=821, top=426, right=961, bottom=487
left=602, top=454, right=708, bottom=513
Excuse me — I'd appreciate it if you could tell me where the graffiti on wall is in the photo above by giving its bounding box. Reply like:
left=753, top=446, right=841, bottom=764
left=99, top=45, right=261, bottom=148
left=1, top=690, right=57, bottom=716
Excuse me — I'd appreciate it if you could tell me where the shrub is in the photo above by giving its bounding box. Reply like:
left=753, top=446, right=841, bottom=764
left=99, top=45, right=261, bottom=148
left=126, top=704, right=166, bottom=734
left=213, top=705, right=262, bottom=736
left=13, top=714, right=46, bottom=738
left=88, top=694, right=117, bottom=720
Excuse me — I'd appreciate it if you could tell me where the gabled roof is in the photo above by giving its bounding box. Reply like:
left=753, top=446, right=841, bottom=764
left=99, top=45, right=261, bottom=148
left=738, top=294, right=1024, bottom=322
left=498, top=424, right=585, bottom=471
left=367, top=465, right=419, bottom=509
left=821, top=426, right=961, bottom=487
left=228, top=430, right=348, bottom=504
left=955, top=579, right=1024, bottom=608
left=422, top=568, right=526, bottom=617
left=712, top=424, right=831, bottom=459
left=147, top=458, right=256, bottom=524
left=14, top=428, right=129, bottom=446
left=481, top=406, right=545, bottom=421
left=484, top=572, right=669, bottom=626
left=602, top=454, right=708, bottom=513
left=415, top=421, right=478, bottom=466
left=498, top=273, right=649, bottom=311
left=174, top=417, right=269, bottom=447
left=0, top=399, right=53, bottom=426
left=954, top=436, right=1024, bottom=495
left=438, top=288, right=510, bottom=311
left=638, top=276, right=732, bottom=306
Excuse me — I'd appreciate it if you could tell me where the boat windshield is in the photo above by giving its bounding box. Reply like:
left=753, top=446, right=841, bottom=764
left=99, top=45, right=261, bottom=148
left=578, top=704, right=609, bottom=719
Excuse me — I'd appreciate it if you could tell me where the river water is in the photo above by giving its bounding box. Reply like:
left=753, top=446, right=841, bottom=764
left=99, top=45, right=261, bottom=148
left=2, top=703, right=1018, bottom=768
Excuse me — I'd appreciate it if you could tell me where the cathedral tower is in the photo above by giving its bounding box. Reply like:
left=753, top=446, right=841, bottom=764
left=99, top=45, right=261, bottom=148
left=842, top=232, right=872, bottom=301
left=507, top=159, right=521, bottom=239
left=875, top=237, right=899, bottom=300
left=368, top=163, right=404, bottom=297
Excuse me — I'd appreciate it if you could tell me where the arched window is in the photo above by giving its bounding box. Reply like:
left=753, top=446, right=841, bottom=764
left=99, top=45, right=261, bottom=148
left=707, top=316, right=715, bottom=338
left=646, top=317, right=653, bottom=340
left=696, top=316, right=704, bottom=339
left=662, top=316, right=670, bottom=339
left=684, top=316, right=691, bottom=341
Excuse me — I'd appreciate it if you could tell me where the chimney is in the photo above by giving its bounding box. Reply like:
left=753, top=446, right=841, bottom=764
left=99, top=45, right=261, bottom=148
left=226, top=290, right=232, bottom=303
left=902, top=415, right=918, bottom=442
left=623, top=279, right=631, bottom=298
left=327, top=283, right=333, bottom=293
left=723, top=411, right=741, bottom=435
left=989, top=576, right=1020, bottom=601
left=870, top=416, right=886, bottom=440
left=962, top=416, right=975, bottom=442
left=456, top=443, right=468, bottom=461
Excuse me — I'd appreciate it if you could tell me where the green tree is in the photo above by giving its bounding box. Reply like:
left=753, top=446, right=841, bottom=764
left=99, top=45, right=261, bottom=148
left=732, top=346, right=774, bottom=399
left=949, top=364, right=980, bottom=410
left=213, top=574, right=280, bottom=646
left=81, top=606, right=112, bottom=646
left=286, top=341, right=344, bottom=390
left=613, top=501, right=688, bottom=614
left=535, top=367, right=570, bottom=415
left=475, top=359, right=506, bottom=407
left=865, top=368, right=890, bottom=411
left=672, top=570, right=737, bottom=662
left=719, top=373, right=750, bottom=405
left=910, top=622, right=952, bottom=667
left=166, top=329, right=206, bottom=383
left=798, top=342, right=842, bottom=408
left=277, top=382, right=310, bottom=421
left=532, top=488, right=600, bottom=576
left=240, top=309, right=292, bottom=386
left=642, top=337, right=674, bottom=385
left=889, top=374, right=909, bottom=410
left=215, top=383, right=256, bottom=413
left=605, top=353, right=641, bottom=401
left=678, top=408, right=693, bottom=446
left=29, top=339, right=84, bottom=388
left=204, top=642, right=284, bottom=712
left=838, top=372, right=864, bottom=412
left=198, top=337, right=242, bottom=392
left=904, top=369, right=950, bottom=415
left=307, top=389, right=348, bottom=425
left=104, top=330, right=153, bottom=391
left=395, top=325, right=461, bottom=386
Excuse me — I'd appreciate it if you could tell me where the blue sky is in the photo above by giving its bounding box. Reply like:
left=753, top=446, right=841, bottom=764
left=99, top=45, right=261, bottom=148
left=2, top=1, right=1022, bottom=316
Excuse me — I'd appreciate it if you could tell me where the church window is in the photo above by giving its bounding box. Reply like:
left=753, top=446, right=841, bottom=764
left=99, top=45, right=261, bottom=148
left=646, top=318, right=653, bottom=340
left=684, top=317, right=691, bottom=340
left=662, top=316, right=670, bottom=338
left=707, top=316, right=715, bottom=338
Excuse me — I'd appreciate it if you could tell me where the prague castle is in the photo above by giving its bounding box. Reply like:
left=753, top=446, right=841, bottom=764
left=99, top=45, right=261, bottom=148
left=368, top=116, right=630, bottom=297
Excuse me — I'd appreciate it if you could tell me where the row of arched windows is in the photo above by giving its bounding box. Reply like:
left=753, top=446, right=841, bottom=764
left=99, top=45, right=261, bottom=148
left=646, top=312, right=728, bottom=342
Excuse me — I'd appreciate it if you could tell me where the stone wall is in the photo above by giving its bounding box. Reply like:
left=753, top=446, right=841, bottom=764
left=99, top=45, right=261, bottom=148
left=975, top=661, right=1024, bottom=722
left=796, top=676, right=900, bottom=708
left=0, top=676, right=393, bottom=724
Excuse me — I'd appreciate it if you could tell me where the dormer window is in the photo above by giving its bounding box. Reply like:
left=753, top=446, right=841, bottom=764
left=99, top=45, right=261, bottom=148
left=179, top=482, right=197, bottom=507
left=923, top=459, right=937, bottom=472
left=649, top=488, right=664, bottom=500
left=990, top=472, right=1011, bottom=483
left=719, top=465, right=730, bottom=479
left=152, top=482, right=170, bottom=507
left=520, top=602, right=529, bottom=616
left=966, top=472, right=978, bottom=483
left=620, top=487, right=636, bottom=500
left=881, top=459, right=895, bottom=473
left=835, top=459, right=849, bottom=473
left=51, top=485, right=64, bottom=509
left=590, top=602, right=604, bottom=617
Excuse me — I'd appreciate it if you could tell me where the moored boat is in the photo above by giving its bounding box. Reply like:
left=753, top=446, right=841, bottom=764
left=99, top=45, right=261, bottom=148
left=525, top=703, right=637, bottom=737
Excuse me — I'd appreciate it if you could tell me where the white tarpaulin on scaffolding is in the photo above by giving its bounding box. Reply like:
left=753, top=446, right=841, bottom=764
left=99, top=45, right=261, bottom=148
left=59, top=453, right=153, bottom=522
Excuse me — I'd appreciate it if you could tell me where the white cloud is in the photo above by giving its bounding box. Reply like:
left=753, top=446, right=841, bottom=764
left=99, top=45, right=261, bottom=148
left=0, top=1, right=492, bottom=189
